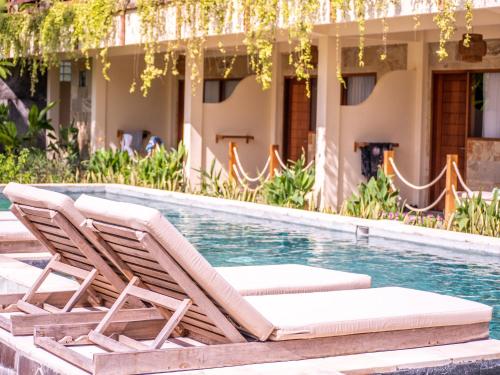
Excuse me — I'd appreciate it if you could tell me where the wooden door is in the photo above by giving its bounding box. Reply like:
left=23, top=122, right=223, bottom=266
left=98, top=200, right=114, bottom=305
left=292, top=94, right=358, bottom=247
left=283, top=78, right=313, bottom=161
left=59, top=81, right=71, bottom=127
left=430, top=73, right=467, bottom=206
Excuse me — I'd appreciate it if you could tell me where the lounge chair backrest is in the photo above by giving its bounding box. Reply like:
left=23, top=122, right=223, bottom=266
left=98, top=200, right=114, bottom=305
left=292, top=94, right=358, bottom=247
left=3, top=183, right=129, bottom=306
left=75, top=194, right=275, bottom=342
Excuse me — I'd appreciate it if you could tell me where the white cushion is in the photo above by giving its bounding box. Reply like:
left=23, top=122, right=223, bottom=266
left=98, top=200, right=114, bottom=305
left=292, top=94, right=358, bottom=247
left=244, top=287, right=493, bottom=341
left=216, top=264, right=371, bottom=296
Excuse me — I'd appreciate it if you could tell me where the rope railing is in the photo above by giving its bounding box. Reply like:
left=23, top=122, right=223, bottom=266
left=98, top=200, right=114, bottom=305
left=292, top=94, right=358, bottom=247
left=274, top=148, right=315, bottom=171
left=233, top=146, right=270, bottom=182
left=384, top=150, right=459, bottom=219
left=389, top=157, right=446, bottom=190
left=452, top=161, right=474, bottom=197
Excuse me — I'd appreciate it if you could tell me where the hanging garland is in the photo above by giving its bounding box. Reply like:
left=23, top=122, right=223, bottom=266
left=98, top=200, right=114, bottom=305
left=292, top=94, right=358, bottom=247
left=0, top=0, right=476, bottom=96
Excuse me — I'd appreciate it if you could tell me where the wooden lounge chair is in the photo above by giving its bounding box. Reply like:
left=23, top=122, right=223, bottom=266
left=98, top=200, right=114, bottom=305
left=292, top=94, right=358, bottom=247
left=0, top=183, right=370, bottom=336
left=0, top=183, right=157, bottom=335
left=34, top=195, right=492, bottom=375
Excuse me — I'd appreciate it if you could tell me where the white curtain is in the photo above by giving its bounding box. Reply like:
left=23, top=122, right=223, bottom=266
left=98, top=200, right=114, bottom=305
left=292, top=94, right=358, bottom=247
left=346, top=76, right=376, bottom=105
left=483, top=73, right=500, bottom=138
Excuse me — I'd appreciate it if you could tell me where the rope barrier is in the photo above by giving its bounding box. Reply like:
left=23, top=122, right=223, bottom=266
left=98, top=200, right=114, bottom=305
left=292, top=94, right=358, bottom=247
left=389, top=157, right=446, bottom=190
left=452, top=161, right=473, bottom=196
left=232, top=165, right=262, bottom=192
left=274, top=149, right=288, bottom=170
left=451, top=184, right=461, bottom=202
left=402, top=188, right=447, bottom=212
left=233, top=147, right=270, bottom=182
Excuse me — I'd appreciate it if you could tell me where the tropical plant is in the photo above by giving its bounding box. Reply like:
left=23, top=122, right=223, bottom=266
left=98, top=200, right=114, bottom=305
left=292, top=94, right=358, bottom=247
left=49, top=120, right=80, bottom=169
left=341, top=168, right=400, bottom=219
left=0, top=59, right=13, bottom=80
left=84, top=149, right=133, bottom=184
left=263, top=154, right=315, bottom=208
left=198, top=159, right=262, bottom=202
left=24, top=101, right=56, bottom=148
left=450, top=191, right=500, bottom=237
left=136, top=143, right=187, bottom=191
left=0, top=120, right=21, bottom=152
left=0, top=148, right=78, bottom=184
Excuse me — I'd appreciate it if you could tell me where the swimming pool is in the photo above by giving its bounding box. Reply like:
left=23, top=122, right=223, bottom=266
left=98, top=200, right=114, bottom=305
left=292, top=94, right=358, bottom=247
left=1, top=191, right=499, bottom=338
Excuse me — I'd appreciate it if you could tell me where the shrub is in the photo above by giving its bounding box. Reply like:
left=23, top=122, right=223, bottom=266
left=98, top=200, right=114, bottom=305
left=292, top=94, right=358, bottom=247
left=341, top=168, right=400, bottom=219
left=136, top=143, right=187, bottom=191
left=83, top=149, right=132, bottom=184
left=450, top=190, right=500, bottom=237
left=263, top=154, right=315, bottom=209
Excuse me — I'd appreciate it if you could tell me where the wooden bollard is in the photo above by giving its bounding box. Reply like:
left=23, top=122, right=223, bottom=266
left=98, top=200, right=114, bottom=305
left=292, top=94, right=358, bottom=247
left=269, top=144, right=279, bottom=178
left=228, top=142, right=236, bottom=181
left=383, top=150, right=395, bottom=178
left=445, top=154, right=459, bottom=220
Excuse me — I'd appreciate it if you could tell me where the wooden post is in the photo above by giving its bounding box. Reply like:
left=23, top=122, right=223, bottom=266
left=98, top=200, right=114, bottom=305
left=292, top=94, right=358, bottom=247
left=383, top=150, right=395, bottom=178
left=445, top=154, right=459, bottom=220
left=228, top=142, right=236, bottom=181
left=269, top=144, right=279, bottom=178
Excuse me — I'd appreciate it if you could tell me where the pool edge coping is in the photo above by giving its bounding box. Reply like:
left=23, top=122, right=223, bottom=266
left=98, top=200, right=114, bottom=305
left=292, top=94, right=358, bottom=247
left=1, top=183, right=499, bottom=255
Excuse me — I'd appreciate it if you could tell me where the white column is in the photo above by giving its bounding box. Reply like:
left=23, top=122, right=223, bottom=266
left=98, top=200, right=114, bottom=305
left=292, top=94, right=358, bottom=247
left=315, top=35, right=342, bottom=210
left=46, top=67, right=60, bottom=131
left=90, top=58, right=107, bottom=152
left=268, top=47, right=284, bottom=147
left=183, top=51, right=204, bottom=186
left=408, top=34, right=428, bottom=207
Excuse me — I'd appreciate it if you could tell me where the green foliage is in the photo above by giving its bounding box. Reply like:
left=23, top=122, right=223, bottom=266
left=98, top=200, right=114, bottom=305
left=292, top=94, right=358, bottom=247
left=0, top=1, right=476, bottom=97
left=83, top=143, right=187, bottom=192
left=137, top=144, right=187, bottom=190
left=198, top=159, right=261, bottom=202
left=49, top=120, right=80, bottom=168
left=263, top=154, right=315, bottom=208
left=0, top=59, right=13, bottom=79
left=84, top=149, right=133, bottom=184
left=451, top=191, right=500, bottom=237
left=0, top=148, right=78, bottom=184
left=341, top=168, right=400, bottom=219
left=0, top=102, right=56, bottom=152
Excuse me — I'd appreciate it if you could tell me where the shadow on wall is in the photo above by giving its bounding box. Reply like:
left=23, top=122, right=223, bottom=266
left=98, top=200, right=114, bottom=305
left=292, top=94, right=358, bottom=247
left=203, top=75, right=271, bottom=177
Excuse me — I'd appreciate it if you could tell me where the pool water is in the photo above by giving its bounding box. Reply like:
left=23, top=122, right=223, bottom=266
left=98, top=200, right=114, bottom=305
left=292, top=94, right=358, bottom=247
left=1, top=192, right=499, bottom=338
left=0, top=196, right=9, bottom=211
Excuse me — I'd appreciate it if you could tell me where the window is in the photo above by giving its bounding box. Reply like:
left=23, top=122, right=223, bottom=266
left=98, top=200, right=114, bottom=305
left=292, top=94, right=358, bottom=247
left=203, top=79, right=241, bottom=103
left=79, top=70, right=87, bottom=88
left=469, top=72, right=500, bottom=139
left=341, top=74, right=376, bottom=106
left=59, top=61, right=72, bottom=82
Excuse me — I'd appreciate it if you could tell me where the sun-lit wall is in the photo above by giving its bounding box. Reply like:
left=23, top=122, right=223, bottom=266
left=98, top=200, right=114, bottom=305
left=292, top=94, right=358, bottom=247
left=337, top=70, right=418, bottom=204
left=104, top=54, right=176, bottom=152
left=203, top=75, right=272, bottom=177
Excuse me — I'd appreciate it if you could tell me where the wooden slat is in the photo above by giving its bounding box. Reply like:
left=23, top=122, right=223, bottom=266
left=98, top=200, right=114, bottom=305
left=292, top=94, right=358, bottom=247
left=17, top=204, right=55, bottom=219
left=99, top=233, right=144, bottom=250
left=91, top=221, right=141, bottom=240
left=21, top=254, right=60, bottom=304
left=118, top=335, right=150, bottom=350
left=94, top=277, right=140, bottom=334
left=152, top=299, right=192, bottom=349
left=127, top=285, right=181, bottom=311
left=16, top=301, right=49, bottom=315
left=51, top=260, right=92, bottom=280
left=92, top=323, right=491, bottom=375
left=89, top=331, right=135, bottom=353
left=44, top=233, right=76, bottom=247
left=62, top=268, right=99, bottom=312
left=32, top=222, right=67, bottom=237
left=24, top=214, right=55, bottom=226
left=35, top=337, right=93, bottom=372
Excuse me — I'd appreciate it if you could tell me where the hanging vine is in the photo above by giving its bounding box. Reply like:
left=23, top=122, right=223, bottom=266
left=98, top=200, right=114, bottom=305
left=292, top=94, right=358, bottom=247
left=0, top=0, right=476, bottom=96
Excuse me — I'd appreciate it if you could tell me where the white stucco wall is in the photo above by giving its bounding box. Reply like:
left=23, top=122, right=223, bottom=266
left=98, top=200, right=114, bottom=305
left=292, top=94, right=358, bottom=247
left=337, top=70, right=418, bottom=205
left=105, top=55, right=175, bottom=151
left=203, top=75, right=271, bottom=176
